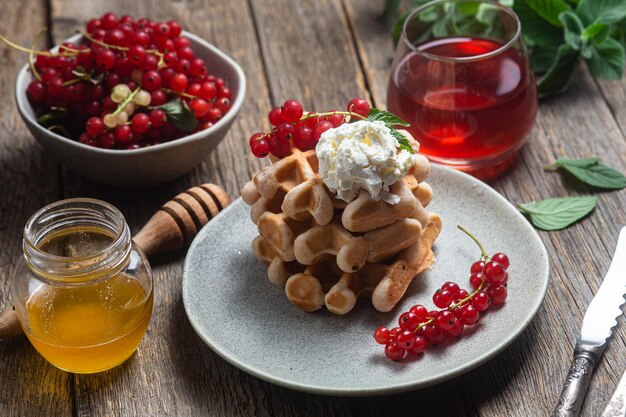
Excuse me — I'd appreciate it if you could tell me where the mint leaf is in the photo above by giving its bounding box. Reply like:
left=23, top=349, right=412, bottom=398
left=577, top=0, right=626, bottom=25
left=366, top=108, right=410, bottom=127
left=587, top=37, right=626, bottom=79
left=582, top=22, right=610, bottom=44
left=537, top=43, right=580, bottom=95
left=530, top=45, right=559, bottom=73
left=518, top=196, right=597, bottom=230
left=525, top=0, right=572, bottom=27
left=391, top=10, right=411, bottom=46
left=560, top=10, right=585, bottom=50
left=388, top=128, right=414, bottom=154
left=156, top=98, right=198, bottom=132
left=382, top=0, right=401, bottom=23
left=514, top=1, right=565, bottom=45
left=545, top=157, right=626, bottom=189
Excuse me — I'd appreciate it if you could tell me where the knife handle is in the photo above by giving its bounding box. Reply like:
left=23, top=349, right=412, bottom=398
left=551, top=343, right=604, bottom=417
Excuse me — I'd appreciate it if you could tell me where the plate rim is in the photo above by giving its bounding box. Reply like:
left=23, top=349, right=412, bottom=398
left=182, top=164, right=550, bottom=396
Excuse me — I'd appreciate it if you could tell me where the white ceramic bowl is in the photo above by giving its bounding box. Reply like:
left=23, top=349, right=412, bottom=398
left=15, top=31, right=246, bottom=188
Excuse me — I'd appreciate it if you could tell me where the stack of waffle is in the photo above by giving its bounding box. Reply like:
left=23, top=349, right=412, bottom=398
left=241, top=132, right=441, bottom=315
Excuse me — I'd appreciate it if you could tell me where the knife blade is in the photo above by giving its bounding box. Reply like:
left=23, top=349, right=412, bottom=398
left=551, top=226, right=626, bottom=417
left=601, top=368, right=626, bottom=417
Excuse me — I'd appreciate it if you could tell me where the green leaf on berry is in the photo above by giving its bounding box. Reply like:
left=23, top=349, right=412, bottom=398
left=71, top=66, right=104, bottom=85
left=544, top=156, right=626, bottom=189
left=388, top=128, right=414, bottom=154
left=155, top=98, right=198, bottom=132
left=366, top=108, right=410, bottom=127
left=365, top=108, right=413, bottom=153
left=37, top=106, right=67, bottom=126
left=518, top=196, right=597, bottom=230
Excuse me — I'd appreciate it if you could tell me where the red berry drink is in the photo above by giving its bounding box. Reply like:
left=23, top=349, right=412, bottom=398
left=387, top=36, right=537, bottom=169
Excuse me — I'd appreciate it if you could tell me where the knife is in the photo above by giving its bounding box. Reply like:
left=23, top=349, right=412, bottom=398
left=551, top=226, right=626, bottom=417
left=601, top=368, right=626, bottom=417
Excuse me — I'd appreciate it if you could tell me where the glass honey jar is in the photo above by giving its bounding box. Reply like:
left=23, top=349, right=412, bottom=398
left=12, top=198, right=153, bottom=373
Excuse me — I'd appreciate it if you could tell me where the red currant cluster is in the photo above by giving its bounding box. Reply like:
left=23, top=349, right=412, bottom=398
left=248, top=97, right=371, bottom=158
left=15, top=13, right=232, bottom=149
left=373, top=226, right=510, bottom=361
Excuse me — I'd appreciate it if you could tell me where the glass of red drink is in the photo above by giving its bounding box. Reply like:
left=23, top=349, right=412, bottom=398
left=387, top=0, right=537, bottom=174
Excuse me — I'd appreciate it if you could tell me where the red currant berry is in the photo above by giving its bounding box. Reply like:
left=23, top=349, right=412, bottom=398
left=304, top=112, right=319, bottom=128
left=131, top=113, right=151, bottom=133
left=149, top=109, right=166, bottom=128
left=170, top=73, right=188, bottom=92
left=501, top=272, right=508, bottom=286
left=155, top=22, right=171, bottom=38
left=346, top=97, right=370, bottom=118
left=168, top=21, right=182, bottom=37
left=150, top=89, right=167, bottom=106
left=276, top=123, right=295, bottom=141
left=447, top=319, right=464, bottom=338
left=396, top=330, right=414, bottom=350
left=101, top=13, right=119, bottom=30
left=249, top=137, right=270, bottom=158
left=216, top=97, right=231, bottom=113
left=207, top=107, right=222, bottom=123
left=87, top=19, right=101, bottom=34
left=200, top=81, right=217, bottom=100
left=95, top=49, right=116, bottom=71
left=269, top=134, right=291, bottom=158
left=85, top=117, right=105, bottom=137
left=432, top=289, right=453, bottom=309
left=484, top=261, right=506, bottom=284
left=175, top=59, right=191, bottom=74
left=173, top=36, right=190, bottom=50
left=373, top=326, right=390, bottom=345
left=312, top=121, right=333, bottom=142
left=46, top=77, right=64, bottom=98
left=142, top=54, right=159, bottom=71
left=492, top=253, right=510, bottom=270
left=398, top=312, right=419, bottom=331
left=470, top=260, right=485, bottom=274
left=190, top=99, right=210, bottom=118
left=218, top=87, right=231, bottom=99
left=409, top=304, right=428, bottom=318
left=281, top=99, right=303, bottom=123
left=187, top=83, right=202, bottom=97
left=407, top=335, right=427, bottom=354
left=104, top=29, right=126, bottom=46
left=435, top=310, right=456, bottom=331
left=388, top=327, right=400, bottom=342
left=470, top=272, right=485, bottom=289
left=441, top=282, right=460, bottom=298
left=384, top=342, right=405, bottom=361
left=292, top=126, right=315, bottom=150
left=487, top=285, right=507, bottom=304
left=472, top=292, right=490, bottom=311
left=455, top=289, right=469, bottom=302
left=268, top=107, right=284, bottom=126
left=114, top=125, right=132, bottom=143
left=423, top=325, right=444, bottom=345
left=132, top=30, right=150, bottom=47
left=189, top=58, right=207, bottom=77
left=27, top=81, right=46, bottom=103
left=98, top=131, right=116, bottom=148
left=327, top=112, right=345, bottom=127
left=141, top=70, right=162, bottom=91
left=461, top=304, right=479, bottom=325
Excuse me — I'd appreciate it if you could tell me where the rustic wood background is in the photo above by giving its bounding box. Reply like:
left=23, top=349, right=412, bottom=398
left=1, top=1, right=625, bottom=416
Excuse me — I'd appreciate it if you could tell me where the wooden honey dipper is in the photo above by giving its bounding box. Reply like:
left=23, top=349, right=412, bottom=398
left=0, top=183, right=231, bottom=340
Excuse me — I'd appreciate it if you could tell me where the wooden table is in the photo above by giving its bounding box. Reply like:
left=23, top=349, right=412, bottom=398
left=1, top=1, right=625, bottom=416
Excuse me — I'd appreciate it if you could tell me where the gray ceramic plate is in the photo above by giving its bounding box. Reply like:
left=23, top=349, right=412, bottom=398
left=182, top=165, right=549, bottom=396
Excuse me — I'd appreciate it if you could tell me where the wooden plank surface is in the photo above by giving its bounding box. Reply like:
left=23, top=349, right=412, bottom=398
left=1, top=0, right=625, bottom=416
left=344, top=3, right=626, bottom=417
left=0, top=0, right=74, bottom=416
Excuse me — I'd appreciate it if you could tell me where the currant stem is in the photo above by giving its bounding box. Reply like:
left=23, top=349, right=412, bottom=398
left=457, top=225, right=489, bottom=261
left=29, top=28, right=48, bottom=82
left=79, top=31, right=163, bottom=57
left=111, top=86, right=141, bottom=117
left=0, top=34, right=76, bottom=57
left=161, top=87, right=198, bottom=100
left=299, top=110, right=367, bottom=122
left=449, top=278, right=486, bottom=310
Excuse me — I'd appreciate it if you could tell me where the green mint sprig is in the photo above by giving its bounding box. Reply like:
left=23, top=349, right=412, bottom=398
left=365, top=108, right=414, bottom=153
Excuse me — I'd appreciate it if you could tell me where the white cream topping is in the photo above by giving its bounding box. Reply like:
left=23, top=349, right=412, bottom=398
left=316, top=120, right=413, bottom=204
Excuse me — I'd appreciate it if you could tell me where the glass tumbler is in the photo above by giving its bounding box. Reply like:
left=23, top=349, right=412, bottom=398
left=387, top=0, right=537, bottom=173
left=12, top=198, right=153, bottom=373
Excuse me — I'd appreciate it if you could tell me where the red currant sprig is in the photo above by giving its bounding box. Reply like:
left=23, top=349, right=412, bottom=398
left=248, top=97, right=371, bottom=158
left=373, top=225, right=510, bottom=361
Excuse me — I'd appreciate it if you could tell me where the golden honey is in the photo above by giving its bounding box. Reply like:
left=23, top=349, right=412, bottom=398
left=13, top=199, right=153, bottom=374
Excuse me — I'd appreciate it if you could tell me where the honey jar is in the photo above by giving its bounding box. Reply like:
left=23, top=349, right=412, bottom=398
left=12, top=199, right=153, bottom=373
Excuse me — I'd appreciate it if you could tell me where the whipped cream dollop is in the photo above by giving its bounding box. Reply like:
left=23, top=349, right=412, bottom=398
left=316, top=120, right=413, bottom=204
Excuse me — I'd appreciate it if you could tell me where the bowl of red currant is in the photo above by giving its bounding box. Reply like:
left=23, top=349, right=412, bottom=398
left=13, top=13, right=245, bottom=187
